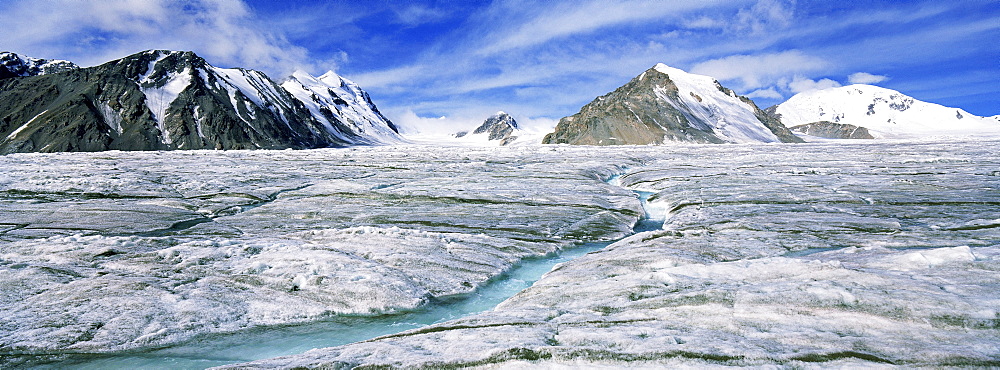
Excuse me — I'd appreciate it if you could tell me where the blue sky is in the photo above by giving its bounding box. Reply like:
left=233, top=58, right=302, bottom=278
left=1, top=0, right=997, bottom=132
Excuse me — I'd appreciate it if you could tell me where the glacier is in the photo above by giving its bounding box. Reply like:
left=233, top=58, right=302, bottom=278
left=1, top=140, right=999, bottom=368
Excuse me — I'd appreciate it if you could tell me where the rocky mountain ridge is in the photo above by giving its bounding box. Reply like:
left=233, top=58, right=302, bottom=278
left=542, top=63, right=802, bottom=145
left=0, top=50, right=400, bottom=153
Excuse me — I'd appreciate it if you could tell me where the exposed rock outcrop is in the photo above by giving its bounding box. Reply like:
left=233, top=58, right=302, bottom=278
left=789, top=121, right=874, bottom=139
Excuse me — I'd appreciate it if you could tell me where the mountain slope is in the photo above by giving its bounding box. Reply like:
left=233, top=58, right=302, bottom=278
left=0, top=50, right=400, bottom=153
left=769, top=84, right=1000, bottom=139
left=542, top=64, right=801, bottom=145
left=0, top=52, right=78, bottom=79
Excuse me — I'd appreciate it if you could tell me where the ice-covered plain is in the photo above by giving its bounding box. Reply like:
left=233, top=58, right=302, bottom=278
left=1, top=140, right=999, bottom=368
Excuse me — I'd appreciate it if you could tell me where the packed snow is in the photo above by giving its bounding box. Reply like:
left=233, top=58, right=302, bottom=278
left=652, top=63, right=780, bottom=143
left=141, top=67, right=192, bottom=143
left=2, top=140, right=998, bottom=368
left=774, top=84, right=1000, bottom=139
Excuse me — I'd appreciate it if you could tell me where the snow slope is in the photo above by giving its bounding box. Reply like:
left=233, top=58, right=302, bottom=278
left=652, top=64, right=781, bottom=143
left=773, top=84, right=1000, bottom=138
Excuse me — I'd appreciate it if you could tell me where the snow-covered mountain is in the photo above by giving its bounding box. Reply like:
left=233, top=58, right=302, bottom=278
left=282, top=70, right=401, bottom=145
left=769, top=84, right=1000, bottom=139
left=0, top=52, right=78, bottom=79
left=542, top=63, right=801, bottom=145
left=0, top=50, right=400, bottom=153
left=455, top=111, right=520, bottom=145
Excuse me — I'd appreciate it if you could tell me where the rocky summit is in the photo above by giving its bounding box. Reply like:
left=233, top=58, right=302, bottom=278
left=542, top=63, right=801, bottom=145
left=456, top=111, right=520, bottom=145
left=0, top=50, right=400, bottom=154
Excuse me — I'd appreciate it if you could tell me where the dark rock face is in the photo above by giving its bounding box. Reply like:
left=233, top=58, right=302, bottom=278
left=0, top=52, right=79, bottom=80
left=542, top=65, right=802, bottom=145
left=0, top=50, right=393, bottom=154
left=790, top=121, right=874, bottom=139
left=472, top=112, right=519, bottom=145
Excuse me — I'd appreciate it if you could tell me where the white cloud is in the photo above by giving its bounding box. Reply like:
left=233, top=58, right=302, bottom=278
left=848, top=72, right=889, bottom=84
left=352, top=65, right=427, bottom=90
left=690, top=50, right=829, bottom=90
left=787, top=76, right=841, bottom=93
left=683, top=16, right=727, bottom=29
left=479, top=0, right=730, bottom=55
left=393, top=5, right=450, bottom=26
left=0, top=0, right=312, bottom=78
left=736, top=0, right=795, bottom=34
left=745, top=88, right=783, bottom=99
left=388, top=109, right=468, bottom=136
left=387, top=107, right=559, bottom=138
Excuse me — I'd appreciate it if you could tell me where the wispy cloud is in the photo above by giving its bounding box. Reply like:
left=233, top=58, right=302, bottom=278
left=848, top=72, right=889, bottom=84
left=746, top=88, right=784, bottom=99
left=0, top=0, right=312, bottom=77
left=476, top=0, right=735, bottom=55
left=786, top=76, right=841, bottom=93
left=690, top=50, right=830, bottom=90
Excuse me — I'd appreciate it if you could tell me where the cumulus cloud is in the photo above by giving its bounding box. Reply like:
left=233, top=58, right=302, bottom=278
left=745, top=88, right=783, bottom=99
left=848, top=72, right=889, bottom=84
left=787, top=76, right=841, bottom=93
left=0, top=0, right=312, bottom=78
left=690, top=50, right=829, bottom=90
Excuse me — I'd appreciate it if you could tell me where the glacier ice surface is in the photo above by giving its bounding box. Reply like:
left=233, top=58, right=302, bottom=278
left=1, top=140, right=999, bottom=368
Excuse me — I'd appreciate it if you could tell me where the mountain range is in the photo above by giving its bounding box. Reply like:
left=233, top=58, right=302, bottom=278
left=2, top=50, right=998, bottom=153
left=0, top=50, right=400, bottom=154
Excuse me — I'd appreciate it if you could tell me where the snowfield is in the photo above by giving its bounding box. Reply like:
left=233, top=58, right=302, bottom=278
left=2, top=140, right=999, bottom=368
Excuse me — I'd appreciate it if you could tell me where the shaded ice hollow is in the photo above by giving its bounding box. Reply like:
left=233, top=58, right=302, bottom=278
left=1, top=141, right=999, bottom=368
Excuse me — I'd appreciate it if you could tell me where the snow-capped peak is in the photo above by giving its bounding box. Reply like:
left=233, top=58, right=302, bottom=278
left=282, top=70, right=402, bottom=144
left=0, top=51, right=79, bottom=78
left=773, top=84, right=1000, bottom=138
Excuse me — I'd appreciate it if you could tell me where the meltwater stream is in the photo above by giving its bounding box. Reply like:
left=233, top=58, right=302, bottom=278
left=36, top=183, right=659, bottom=369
